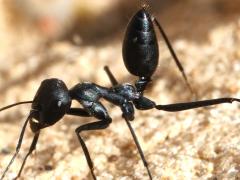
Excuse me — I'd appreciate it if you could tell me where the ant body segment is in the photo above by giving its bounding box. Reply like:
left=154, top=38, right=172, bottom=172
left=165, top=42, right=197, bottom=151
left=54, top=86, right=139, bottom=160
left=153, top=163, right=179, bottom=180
left=123, top=5, right=194, bottom=95
left=0, top=5, right=239, bottom=180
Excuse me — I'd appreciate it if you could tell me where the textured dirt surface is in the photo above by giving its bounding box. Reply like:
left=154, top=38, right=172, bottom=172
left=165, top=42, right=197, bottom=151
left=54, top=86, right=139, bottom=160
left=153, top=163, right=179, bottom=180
left=1, top=0, right=240, bottom=180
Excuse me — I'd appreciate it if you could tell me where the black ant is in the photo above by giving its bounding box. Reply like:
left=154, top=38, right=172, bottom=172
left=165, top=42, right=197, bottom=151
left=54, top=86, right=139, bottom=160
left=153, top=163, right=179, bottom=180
left=0, top=5, right=239, bottom=180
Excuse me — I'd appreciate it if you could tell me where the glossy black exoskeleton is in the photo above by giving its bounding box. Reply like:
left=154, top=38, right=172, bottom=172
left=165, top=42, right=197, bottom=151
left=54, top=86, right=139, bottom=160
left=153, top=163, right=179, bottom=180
left=0, top=4, right=239, bottom=180
left=123, top=9, right=159, bottom=80
left=122, top=7, right=194, bottom=94
left=0, top=74, right=239, bottom=180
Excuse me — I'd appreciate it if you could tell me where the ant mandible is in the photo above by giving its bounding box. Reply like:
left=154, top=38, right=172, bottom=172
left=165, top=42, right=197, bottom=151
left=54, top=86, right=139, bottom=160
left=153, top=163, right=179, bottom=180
left=0, top=5, right=239, bottom=180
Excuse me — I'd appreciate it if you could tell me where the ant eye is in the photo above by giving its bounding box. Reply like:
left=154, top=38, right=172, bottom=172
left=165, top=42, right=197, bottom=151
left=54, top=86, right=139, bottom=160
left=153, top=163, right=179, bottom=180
left=57, top=100, right=62, bottom=107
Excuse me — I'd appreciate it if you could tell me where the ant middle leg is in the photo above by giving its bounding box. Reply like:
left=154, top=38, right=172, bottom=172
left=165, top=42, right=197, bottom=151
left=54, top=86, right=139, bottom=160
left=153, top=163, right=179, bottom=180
left=75, top=102, right=112, bottom=180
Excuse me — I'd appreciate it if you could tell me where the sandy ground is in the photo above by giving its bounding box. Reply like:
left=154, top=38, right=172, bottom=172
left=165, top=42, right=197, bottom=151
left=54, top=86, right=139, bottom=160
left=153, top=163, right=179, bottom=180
left=0, top=0, right=240, bottom=179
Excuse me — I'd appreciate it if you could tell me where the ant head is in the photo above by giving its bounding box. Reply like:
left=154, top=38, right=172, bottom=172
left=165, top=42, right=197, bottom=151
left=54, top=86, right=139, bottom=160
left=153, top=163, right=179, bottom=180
left=30, top=78, right=71, bottom=133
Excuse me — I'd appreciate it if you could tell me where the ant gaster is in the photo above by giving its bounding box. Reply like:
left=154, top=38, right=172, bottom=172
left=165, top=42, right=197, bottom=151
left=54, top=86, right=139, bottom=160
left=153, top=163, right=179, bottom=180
left=123, top=4, right=194, bottom=95
left=1, top=6, right=240, bottom=180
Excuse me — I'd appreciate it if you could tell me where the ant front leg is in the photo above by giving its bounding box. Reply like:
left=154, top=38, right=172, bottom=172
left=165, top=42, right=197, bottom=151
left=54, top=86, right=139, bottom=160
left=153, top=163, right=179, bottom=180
left=74, top=101, right=112, bottom=180
left=0, top=115, right=31, bottom=180
left=14, top=132, right=40, bottom=180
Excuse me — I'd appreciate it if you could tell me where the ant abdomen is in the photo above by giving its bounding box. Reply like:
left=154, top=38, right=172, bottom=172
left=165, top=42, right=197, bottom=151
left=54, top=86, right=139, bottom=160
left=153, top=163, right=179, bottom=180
left=122, top=8, right=159, bottom=78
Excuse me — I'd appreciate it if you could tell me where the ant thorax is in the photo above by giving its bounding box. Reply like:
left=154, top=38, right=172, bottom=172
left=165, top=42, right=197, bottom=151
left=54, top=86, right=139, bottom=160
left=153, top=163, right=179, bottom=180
left=111, top=83, right=140, bottom=101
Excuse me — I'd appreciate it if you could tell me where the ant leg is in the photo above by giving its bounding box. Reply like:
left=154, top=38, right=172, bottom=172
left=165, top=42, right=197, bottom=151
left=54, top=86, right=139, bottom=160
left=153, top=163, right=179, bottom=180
left=103, top=66, right=119, bottom=86
left=125, top=120, right=152, bottom=179
left=1, top=115, right=31, bottom=180
left=153, top=17, right=196, bottom=97
left=75, top=102, right=112, bottom=180
left=122, top=102, right=153, bottom=179
left=14, top=132, right=40, bottom=179
left=67, top=108, right=91, bottom=117
left=134, top=97, right=240, bottom=111
left=156, top=98, right=240, bottom=111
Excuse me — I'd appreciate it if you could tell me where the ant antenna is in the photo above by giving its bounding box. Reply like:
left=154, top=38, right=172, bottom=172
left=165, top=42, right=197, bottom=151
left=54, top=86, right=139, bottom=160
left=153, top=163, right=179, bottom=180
left=0, top=101, right=33, bottom=179
left=0, top=101, right=33, bottom=112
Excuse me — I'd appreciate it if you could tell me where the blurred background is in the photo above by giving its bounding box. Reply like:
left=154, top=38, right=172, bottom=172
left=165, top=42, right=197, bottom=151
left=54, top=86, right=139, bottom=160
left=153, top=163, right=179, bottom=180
left=0, top=0, right=240, bottom=179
